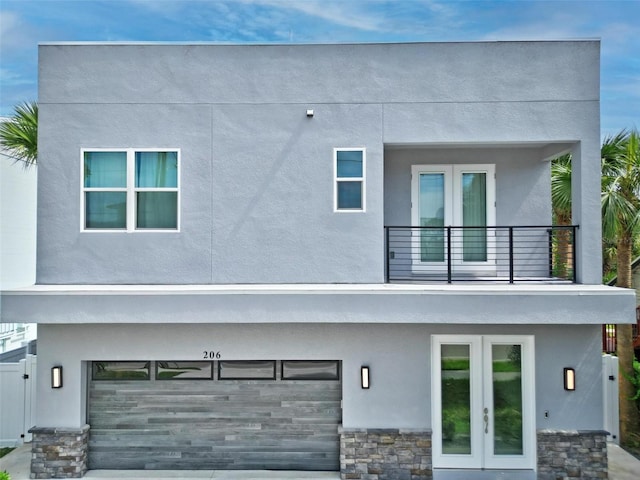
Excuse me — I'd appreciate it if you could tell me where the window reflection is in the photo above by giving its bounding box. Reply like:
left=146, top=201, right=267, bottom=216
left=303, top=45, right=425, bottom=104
left=218, top=361, right=276, bottom=380
left=156, top=361, right=213, bottom=380
left=282, top=361, right=340, bottom=380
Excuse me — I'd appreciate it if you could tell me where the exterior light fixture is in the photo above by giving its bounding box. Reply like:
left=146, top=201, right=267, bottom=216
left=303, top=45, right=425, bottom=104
left=306, top=109, right=314, bottom=117
left=564, top=367, right=575, bottom=391
left=51, top=366, right=63, bottom=389
left=361, top=366, right=370, bottom=389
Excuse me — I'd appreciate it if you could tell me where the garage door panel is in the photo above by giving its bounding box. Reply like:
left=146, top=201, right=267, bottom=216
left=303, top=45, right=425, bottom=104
left=89, top=364, right=342, bottom=471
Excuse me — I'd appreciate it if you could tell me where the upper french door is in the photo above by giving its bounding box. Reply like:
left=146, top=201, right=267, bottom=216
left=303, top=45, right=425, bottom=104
left=431, top=335, right=536, bottom=470
left=411, top=165, right=496, bottom=272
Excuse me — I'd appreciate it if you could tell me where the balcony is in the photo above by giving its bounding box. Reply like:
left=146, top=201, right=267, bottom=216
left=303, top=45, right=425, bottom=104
left=385, top=225, right=577, bottom=284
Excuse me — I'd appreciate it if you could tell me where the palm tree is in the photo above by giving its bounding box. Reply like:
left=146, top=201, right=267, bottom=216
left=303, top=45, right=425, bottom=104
left=0, top=101, right=38, bottom=168
left=551, top=154, right=573, bottom=278
left=601, top=128, right=640, bottom=445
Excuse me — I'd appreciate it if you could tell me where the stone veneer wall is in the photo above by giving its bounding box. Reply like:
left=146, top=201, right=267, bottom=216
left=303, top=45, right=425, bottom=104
left=339, top=428, right=432, bottom=480
left=29, top=425, right=90, bottom=479
left=537, top=430, right=608, bottom=480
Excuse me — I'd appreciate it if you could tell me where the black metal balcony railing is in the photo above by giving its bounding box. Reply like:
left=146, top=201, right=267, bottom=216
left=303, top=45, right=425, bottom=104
left=385, top=225, right=577, bottom=284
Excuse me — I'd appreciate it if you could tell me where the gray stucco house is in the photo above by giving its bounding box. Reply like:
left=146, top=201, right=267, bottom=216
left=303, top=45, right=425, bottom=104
left=1, top=41, right=635, bottom=479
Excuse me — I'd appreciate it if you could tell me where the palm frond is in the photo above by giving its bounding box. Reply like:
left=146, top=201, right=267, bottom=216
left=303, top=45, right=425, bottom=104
left=0, top=101, right=38, bottom=168
left=601, top=129, right=629, bottom=165
left=602, top=181, right=636, bottom=240
left=551, top=154, right=572, bottom=220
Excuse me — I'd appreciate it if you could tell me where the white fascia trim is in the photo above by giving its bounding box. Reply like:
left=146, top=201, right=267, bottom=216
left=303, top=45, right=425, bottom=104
left=2, top=283, right=634, bottom=297
left=38, top=40, right=601, bottom=47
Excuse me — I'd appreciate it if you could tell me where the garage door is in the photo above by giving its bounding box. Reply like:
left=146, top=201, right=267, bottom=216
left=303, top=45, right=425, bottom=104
left=88, top=360, right=342, bottom=470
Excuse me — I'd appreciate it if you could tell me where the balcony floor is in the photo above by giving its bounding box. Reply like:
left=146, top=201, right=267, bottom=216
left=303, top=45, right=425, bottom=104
left=387, top=275, right=573, bottom=285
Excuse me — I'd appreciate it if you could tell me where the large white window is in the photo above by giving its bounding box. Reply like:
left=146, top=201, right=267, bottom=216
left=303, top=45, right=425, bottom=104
left=334, top=148, right=365, bottom=212
left=81, top=149, right=179, bottom=231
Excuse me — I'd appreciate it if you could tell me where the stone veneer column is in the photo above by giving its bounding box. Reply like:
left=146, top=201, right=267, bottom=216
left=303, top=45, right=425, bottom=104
left=537, top=430, right=608, bottom=480
left=29, top=425, right=90, bottom=479
left=339, top=428, right=432, bottom=480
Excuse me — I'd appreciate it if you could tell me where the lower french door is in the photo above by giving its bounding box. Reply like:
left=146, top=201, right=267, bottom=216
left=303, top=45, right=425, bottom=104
left=432, top=335, right=535, bottom=470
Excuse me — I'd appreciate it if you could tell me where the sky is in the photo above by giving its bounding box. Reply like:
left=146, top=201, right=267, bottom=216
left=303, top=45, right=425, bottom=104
left=0, top=0, right=638, bottom=138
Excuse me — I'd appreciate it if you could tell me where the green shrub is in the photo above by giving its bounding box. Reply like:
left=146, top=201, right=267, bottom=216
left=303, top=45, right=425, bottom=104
left=621, top=359, right=640, bottom=408
left=0, top=470, right=11, bottom=480
left=629, top=360, right=640, bottom=409
left=442, top=411, right=456, bottom=441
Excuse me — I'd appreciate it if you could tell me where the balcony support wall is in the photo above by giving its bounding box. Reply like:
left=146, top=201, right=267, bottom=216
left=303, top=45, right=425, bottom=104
left=571, top=141, right=602, bottom=285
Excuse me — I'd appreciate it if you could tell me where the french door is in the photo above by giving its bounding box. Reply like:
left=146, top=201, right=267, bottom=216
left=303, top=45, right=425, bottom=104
left=411, top=165, right=496, bottom=273
left=431, top=335, right=535, bottom=470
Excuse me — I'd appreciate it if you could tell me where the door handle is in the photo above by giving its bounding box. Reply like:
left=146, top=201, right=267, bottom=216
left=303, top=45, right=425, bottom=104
left=483, top=407, right=489, bottom=434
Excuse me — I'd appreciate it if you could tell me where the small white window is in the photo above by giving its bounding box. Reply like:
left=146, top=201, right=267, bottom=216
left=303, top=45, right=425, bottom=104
left=81, top=149, right=179, bottom=231
left=334, top=148, right=365, bottom=212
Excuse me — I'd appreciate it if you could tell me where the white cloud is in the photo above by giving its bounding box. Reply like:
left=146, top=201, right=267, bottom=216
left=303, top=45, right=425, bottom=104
left=249, top=0, right=385, bottom=32
left=603, top=75, right=640, bottom=100
left=0, top=10, right=27, bottom=50
left=0, top=68, right=33, bottom=86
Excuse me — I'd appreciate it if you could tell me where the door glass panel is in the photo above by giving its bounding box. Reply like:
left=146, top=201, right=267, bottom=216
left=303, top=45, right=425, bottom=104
left=282, top=360, right=340, bottom=380
left=419, top=173, right=445, bottom=262
left=218, top=360, right=276, bottom=380
left=92, top=361, right=150, bottom=380
left=156, top=361, right=213, bottom=380
left=462, top=172, right=487, bottom=261
left=441, top=344, right=471, bottom=454
left=492, top=344, right=523, bottom=455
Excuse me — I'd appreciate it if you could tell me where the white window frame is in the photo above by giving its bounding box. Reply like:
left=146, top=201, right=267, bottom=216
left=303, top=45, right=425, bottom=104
left=334, top=147, right=366, bottom=213
left=80, top=148, right=180, bottom=232
left=411, top=164, right=496, bottom=272
left=431, top=335, right=536, bottom=471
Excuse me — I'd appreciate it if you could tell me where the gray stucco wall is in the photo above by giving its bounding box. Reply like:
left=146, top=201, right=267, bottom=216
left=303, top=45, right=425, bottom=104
left=35, top=41, right=602, bottom=284
left=39, top=42, right=598, bottom=106
left=384, top=147, right=551, bottom=226
left=35, top=323, right=603, bottom=433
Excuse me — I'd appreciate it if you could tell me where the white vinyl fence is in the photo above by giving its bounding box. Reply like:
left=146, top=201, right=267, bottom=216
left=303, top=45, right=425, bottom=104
left=0, top=354, right=36, bottom=446
left=602, top=353, right=620, bottom=444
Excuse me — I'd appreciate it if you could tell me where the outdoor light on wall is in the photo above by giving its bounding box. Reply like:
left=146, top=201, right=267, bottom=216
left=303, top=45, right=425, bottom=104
left=306, top=109, right=314, bottom=117
left=564, top=367, right=576, bottom=391
left=51, top=366, right=63, bottom=389
left=361, top=366, right=370, bottom=389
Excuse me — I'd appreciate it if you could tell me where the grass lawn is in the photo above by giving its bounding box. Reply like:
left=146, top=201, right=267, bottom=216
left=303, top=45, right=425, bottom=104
left=0, top=447, right=14, bottom=458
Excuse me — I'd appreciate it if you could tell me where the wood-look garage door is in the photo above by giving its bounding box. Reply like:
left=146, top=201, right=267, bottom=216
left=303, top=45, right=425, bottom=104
left=88, top=361, right=342, bottom=471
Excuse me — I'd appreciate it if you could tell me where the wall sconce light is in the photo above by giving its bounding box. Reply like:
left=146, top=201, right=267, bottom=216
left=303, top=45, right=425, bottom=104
left=51, top=366, right=63, bottom=389
left=361, top=366, right=370, bottom=389
left=564, top=367, right=575, bottom=391
left=306, top=109, right=314, bottom=117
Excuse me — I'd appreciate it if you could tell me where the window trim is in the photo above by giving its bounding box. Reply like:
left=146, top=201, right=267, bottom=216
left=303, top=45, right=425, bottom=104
left=410, top=163, right=497, bottom=271
left=80, top=148, right=180, bottom=232
left=334, top=147, right=366, bottom=213
left=410, top=164, right=496, bottom=229
left=281, top=360, right=341, bottom=381
left=91, top=361, right=151, bottom=381
left=155, top=361, right=214, bottom=381
left=218, top=360, right=277, bottom=380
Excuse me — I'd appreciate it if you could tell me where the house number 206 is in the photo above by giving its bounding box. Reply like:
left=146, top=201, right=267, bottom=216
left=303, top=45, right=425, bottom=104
left=203, top=351, right=221, bottom=359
